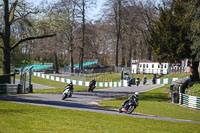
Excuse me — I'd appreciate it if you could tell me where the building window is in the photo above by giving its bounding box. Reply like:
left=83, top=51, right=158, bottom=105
left=165, top=64, right=167, bottom=68
left=158, top=64, right=160, bottom=68
left=152, top=64, right=154, bottom=68
left=147, top=64, right=148, bottom=68
left=143, top=64, right=145, bottom=68
left=140, top=64, right=142, bottom=68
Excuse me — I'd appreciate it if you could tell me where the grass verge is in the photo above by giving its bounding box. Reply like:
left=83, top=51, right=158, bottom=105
left=161, top=73, right=191, bottom=79
left=16, top=75, right=106, bottom=93
left=46, top=73, right=153, bottom=82
left=0, top=101, right=199, bottom=133
left=99, top=85, right=200, bottom=122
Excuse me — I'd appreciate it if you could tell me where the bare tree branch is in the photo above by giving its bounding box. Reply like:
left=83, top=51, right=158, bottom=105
left=12, top=11, right=39, bottom=24
left=10, top=34, right=56, bottom=51
left=9, top=0, right=18, bottom=23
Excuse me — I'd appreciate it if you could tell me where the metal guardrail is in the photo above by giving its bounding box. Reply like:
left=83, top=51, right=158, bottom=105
left=0, top=84, right=19, bottom=94
left=179, top=93, right=200, bottom=110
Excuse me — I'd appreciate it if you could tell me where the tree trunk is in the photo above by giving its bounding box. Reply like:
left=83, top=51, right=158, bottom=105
left=2, top=0, right=11, bottom=83
left=147, top=46, right=152, bottom=61
left=79, top=0, right=85, bottom=72
left=115, top=36, right=119, bottom=67
left=121, top=42, right=125, bottom=67
left=70, top=50, right=74, bottom=73
left=3, top=0, right=11, bottom=76
left=127, top=45, right=132, bottom=67
left=3, top=48, right=11, bottom=75
left=115, top=0, right=121, bottom=69
left=191, top=60, right=200, bottom=81
left=54, top=52, right=59, bottom=74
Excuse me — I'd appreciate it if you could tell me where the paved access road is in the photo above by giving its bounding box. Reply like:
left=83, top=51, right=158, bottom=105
left=0, top=83, right=200, bottom=124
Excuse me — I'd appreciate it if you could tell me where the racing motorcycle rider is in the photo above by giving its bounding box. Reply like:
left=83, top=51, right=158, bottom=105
left=65, top=81, right=74, bottom=97
left=121, top=92, right=139, bottom=111
left=88, top=79, right=96, bottom=92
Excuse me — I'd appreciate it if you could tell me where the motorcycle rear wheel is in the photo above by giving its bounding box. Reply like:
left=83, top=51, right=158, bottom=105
left=119, top=107, right=123, bottom=113
left=62, top=94, right=67, bottom=100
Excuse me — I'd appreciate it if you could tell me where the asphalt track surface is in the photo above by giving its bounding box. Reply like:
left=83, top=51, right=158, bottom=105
left=15, top=79, right=54, bottom=89
left=0, top=83, right=200, bottom=124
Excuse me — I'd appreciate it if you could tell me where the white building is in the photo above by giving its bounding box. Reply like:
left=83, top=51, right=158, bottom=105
left=131, top=61, right=170, bottom=74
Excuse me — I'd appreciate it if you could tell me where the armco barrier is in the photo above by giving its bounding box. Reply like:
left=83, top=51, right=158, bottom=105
left=0, top=84, right=19, bottom=94
left=179, top=93, right=200, bottom=110
left=33, top=72, right=127, bottom=87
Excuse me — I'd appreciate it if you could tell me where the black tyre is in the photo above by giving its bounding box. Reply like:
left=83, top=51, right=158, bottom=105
left=88, top=87, right=91, bottom=92
left=119, top=107, right=123, bottom=113
left=91, top=86, right=95, bottom=92
left=127, top=105, right=135, bottom=114
left=62, top=94, right=67, bottom=100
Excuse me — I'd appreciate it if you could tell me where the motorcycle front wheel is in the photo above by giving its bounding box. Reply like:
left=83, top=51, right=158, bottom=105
left=127, top=105, right=135, bottom=114
left=62, top=94, right=67, bottom=100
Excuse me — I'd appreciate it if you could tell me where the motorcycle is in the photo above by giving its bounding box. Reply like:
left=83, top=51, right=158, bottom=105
left=88, top=82, right=96, bottom=92
left=62, top=86, right=72, bottom=100
left=128, top=78, right=135, bottom=87
left=119, top=95, right=138, bottom=114
left=152, top=74, right=156, bottom=84
left=143, top=77, right=147, bottom=85
left=136, top=78, right=140, bottom=86
left=128, top=79, right=132, bottom=87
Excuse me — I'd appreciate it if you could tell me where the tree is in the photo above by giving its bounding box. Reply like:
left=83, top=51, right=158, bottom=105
left=149, top=0, right=200, bottom=81
left=102, top=0, right=158, bottom=67
left=149, top=5, right=183, bottom=62
left=77, top=0, right=96, bottom=72
left=52, top=0, right=79, bottom=73
left=0, top=0, right=55, bottom=78
left=135, top=1, right=158, bottom=61
left=185, top=0, right=200, bottom=81
left=114, top=0, right=122, bottom=68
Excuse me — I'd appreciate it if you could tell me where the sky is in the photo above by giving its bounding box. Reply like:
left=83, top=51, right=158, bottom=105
left=26, top=0, right=106, bottom=20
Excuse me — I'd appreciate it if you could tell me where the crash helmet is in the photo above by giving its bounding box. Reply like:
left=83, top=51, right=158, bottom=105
left=135, top=92, right=139, bottom=96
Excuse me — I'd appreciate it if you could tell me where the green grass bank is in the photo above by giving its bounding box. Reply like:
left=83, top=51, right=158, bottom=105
left=15, top=75, right=106, bottom=93
left=0, top=101, right=199, bottom=133
left=99, top=85, right=200, bottom=122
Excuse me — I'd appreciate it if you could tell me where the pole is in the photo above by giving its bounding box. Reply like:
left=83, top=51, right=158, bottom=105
left=121, top=67, right=124, bottom=80
left=29, top=67, right=33, bottom=93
